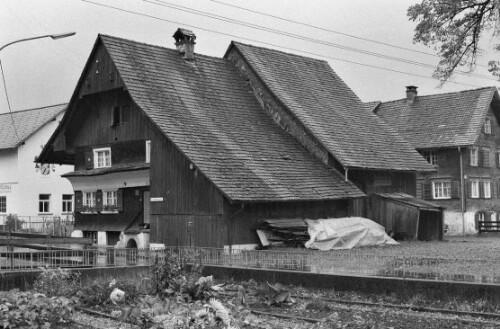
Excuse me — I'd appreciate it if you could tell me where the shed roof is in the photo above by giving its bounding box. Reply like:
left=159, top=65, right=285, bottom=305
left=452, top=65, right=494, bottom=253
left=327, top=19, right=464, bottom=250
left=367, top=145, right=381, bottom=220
left=228, top=42, right=434, bottom=172
left=97, top=35, right=363, bottom=202
left=373, top=87, right=499, bottom=149
left=0, top=104, right=65, bottom=150
left=373, top=193, right=443, bottom=211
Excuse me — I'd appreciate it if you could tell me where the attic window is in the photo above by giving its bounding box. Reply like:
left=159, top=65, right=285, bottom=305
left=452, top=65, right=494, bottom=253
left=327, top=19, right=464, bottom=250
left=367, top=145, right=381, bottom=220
left=112, top=105, right=129, bottom=126
left=484, top=118, right=492, bottom=135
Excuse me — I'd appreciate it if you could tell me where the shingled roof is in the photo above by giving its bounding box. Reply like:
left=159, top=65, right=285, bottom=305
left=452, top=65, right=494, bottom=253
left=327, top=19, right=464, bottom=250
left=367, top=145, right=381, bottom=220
left=96, top=35, right=363, bottom=202
left=373, top=87, right=499, bottom=150
left=228, top=42, right=433, bottom=172
left=0, top=104, right=65, bottom=150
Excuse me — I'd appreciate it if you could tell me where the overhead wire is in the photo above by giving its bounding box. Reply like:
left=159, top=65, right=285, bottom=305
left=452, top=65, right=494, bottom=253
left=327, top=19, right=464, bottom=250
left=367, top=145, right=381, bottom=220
left=209, top=0, right=493, bottom=69
left=144, top=0, right=497, bottom=81
left=79, top=0, right=482, bottom=88
left=0, top=60, right=21, bottom=142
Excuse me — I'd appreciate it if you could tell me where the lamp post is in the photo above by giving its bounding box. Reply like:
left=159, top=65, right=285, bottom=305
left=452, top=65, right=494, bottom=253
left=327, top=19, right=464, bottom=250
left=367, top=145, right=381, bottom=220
left=0, top=32, right=76, bottom=52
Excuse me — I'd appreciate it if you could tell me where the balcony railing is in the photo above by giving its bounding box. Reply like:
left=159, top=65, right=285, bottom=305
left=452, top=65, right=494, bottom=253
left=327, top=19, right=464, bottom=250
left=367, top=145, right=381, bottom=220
left=0, top=215, right=74, bottom=236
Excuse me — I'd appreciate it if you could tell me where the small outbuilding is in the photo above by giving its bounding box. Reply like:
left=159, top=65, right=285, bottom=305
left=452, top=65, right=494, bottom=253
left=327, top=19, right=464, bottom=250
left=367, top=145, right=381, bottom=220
left=370, top=193, right=444, bottom=241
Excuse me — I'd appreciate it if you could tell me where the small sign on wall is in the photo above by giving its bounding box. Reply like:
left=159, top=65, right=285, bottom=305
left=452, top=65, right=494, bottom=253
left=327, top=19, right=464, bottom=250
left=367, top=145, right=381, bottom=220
left=150, top=197, right=164, bottom=202
left=0, top=184, right=12, bottom=193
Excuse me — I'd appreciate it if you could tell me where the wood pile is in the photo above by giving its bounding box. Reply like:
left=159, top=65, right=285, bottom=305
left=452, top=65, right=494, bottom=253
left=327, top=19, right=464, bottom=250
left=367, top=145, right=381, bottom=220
left=256, top=218, right=309, bottom=248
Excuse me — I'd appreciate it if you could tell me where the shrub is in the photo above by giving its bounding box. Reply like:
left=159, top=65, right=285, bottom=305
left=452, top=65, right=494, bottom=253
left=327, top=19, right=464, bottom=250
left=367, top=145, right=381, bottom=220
left=0, top=290, right=75, bottom=328
left=78, top=278, right=139, bottom=308
left=4, top=214, right=23, bottom=231
left=32, top=267, right=81, bottom=297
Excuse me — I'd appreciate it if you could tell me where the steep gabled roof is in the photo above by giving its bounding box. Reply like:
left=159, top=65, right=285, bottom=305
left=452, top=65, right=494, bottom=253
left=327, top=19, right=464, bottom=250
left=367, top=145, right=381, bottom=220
left=95, top=35, right=363, bottom=202
left=374, top=87, right=499, bottom=150
left=227, top=42, right=433, bottom=172
left=0, top=104, right=66, bottom=150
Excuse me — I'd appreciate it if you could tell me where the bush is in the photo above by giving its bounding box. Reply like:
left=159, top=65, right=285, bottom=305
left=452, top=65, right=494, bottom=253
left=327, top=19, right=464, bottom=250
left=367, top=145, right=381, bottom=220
left=0, top=290, right=75, bottom=328
left=78, top=278, right=139, bottom=308
left=33, top=267, right=81, bottom=297
left=4, top=214, right=23, bottom=231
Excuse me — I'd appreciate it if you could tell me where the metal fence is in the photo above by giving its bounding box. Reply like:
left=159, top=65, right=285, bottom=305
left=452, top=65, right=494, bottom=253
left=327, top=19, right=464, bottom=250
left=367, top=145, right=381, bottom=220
left=0, top=215, right=74, bottom=236
left=1, top=246, right=499, bottom=283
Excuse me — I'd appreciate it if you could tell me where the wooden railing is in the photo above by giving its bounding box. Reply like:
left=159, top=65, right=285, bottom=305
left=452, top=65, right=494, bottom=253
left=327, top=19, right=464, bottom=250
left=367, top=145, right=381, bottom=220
left=478, top=221, right=500, bottom=233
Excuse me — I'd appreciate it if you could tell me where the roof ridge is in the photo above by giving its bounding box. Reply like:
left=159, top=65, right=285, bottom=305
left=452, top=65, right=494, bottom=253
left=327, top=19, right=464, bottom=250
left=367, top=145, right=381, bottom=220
left=0, top=103, right=67, bottom=117
left=99, top=33, right=224, bottom=62
left=231, top=41, right=330, bottom=65
left=379, top=86, right=498, bottom=105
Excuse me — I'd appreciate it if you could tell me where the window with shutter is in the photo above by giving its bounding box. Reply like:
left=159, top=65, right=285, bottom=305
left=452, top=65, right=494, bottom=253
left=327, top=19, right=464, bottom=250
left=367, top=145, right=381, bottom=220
left=483, top=148, right=491, bottom=167
left=470, top=180, right=480, bottom=198
left=469, top=148, right=478, bottom=166
left=484, top=118, right=492, bottom=134
left=483, top=181, right=491, bottom=199
left=432, top=180, right=451, bottom=199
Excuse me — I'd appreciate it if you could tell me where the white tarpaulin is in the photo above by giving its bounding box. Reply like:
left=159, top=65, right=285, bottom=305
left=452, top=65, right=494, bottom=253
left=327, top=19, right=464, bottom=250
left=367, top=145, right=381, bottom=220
left=304, top=217, right=398, bottom=250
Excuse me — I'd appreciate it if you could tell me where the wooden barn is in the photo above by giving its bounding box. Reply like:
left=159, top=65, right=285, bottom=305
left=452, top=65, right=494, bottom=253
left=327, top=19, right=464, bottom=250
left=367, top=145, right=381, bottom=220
left=38, top=29, right=434, bottom=249
left=370, top=193, right=444, bottom=241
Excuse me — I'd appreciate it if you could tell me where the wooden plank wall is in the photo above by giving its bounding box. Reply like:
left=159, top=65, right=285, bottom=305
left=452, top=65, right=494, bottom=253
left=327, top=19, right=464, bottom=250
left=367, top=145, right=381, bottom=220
left=370, top=196, right=419, bottom=239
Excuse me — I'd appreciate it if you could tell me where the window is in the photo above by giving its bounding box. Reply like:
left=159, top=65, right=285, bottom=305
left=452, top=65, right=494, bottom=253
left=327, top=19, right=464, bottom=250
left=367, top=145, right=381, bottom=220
left=103, top=190, right=118, bottom=212
left=422, top=151, right=439, bottom=165
left=482, top=148, right=491, bottom=167
left=471, top=180, right=480, bottom=198
left=39, top=194, right=51, bottom=213
left=0, top=196, right=6, bottom=213
left=62, top=194, right=73, bottom=213
left=93, top=148, right=111, bottom=168
left=83, top=191, right=96, bottom=207
left=112, top=105, right=129, bottom=126
left=470, top=148, right=478, bottom=166
left=484, top=181, right=492, bottom=199
left=484, top=118, right=492, bottom=134
left=432, top=181, right=451, bottom=199
left=83, top=231, right=97, bottom=244
left=145, top=140, right=151, bottom=164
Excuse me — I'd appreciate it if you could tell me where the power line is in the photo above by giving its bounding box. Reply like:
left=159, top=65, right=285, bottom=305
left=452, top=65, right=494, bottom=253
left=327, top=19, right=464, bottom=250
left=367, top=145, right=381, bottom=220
left=0, top=60, right=21, bottom=143
left=209, top=0, right=493, bottom=70
left=144, top=0, right=497, bottom=82
left=79, top=0, right=482, bottom=88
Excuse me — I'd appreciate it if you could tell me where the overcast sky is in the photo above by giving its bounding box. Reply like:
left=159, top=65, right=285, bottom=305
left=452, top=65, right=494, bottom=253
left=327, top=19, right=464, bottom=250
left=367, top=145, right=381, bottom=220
left=1, top=0, right=499, bottom=113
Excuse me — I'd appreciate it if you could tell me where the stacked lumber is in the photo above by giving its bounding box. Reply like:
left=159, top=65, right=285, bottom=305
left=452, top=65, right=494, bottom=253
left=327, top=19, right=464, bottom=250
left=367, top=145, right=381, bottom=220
left=256, top=218, right=309, bottom=248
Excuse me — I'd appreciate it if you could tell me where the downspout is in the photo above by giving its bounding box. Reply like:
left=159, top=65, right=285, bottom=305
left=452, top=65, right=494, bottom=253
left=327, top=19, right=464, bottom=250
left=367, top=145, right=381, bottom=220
left=459, top=147, right=465, bottom=236
left=344, top=167, right=348, bottom=182
left=228, top=203, right=245, bottom=254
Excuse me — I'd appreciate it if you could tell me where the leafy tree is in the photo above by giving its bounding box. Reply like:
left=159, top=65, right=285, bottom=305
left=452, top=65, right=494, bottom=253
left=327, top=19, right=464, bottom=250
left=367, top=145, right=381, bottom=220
left=408, top=0, right=500, bottom=82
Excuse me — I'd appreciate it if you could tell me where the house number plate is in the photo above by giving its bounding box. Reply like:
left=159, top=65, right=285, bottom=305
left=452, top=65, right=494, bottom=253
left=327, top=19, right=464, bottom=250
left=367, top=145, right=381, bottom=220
left=150, top=197, right=164, bottom=202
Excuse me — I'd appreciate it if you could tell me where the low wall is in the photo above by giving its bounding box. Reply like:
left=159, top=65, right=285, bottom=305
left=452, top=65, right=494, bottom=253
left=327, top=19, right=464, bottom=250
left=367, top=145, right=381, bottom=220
left=203, top=265, right=500, bottom=304
left=0, top=266, right=149, bottom=291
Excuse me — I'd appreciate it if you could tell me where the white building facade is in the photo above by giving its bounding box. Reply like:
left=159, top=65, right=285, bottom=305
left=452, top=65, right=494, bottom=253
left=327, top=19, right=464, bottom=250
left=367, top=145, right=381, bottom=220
left=0, top=104, right=74, bottom=228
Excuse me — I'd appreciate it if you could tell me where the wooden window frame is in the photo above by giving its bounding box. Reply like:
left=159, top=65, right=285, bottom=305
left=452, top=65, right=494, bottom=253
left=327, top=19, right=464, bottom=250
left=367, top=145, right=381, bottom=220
left=62, top=194, right=73, bottom=213
left=432, top=180, right=451, bottom=199
left=470, top=148, right=479, bottom=166
left=102, top=190, right=118, bottom=213
left=483, top=181, right=492, bottom=199
left=82, top=191, right=96, bottom=213
left=93, top=147, right=111, bottom=168
left=422, top=151, right=439, bottom=165
left=38, top=194, right=51, bottom=214
left=470, top=179, right=480, bottom=199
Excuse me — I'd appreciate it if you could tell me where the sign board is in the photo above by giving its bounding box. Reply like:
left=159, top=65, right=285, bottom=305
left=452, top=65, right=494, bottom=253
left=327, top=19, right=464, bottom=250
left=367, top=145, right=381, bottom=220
left=0, top=184, right=12, bottom=193
left=150, top=197, right=164, bottom=202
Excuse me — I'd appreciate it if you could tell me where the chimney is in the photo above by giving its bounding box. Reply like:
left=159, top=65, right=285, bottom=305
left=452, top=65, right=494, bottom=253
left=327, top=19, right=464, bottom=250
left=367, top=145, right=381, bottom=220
left=173, top=28, right=196, bottom=61
left=406, top=85, right=418, bottom=103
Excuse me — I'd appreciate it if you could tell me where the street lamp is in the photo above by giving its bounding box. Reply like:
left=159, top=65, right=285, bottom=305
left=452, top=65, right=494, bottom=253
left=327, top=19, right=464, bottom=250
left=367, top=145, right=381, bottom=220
left=0, top=32, right=76, bottom=52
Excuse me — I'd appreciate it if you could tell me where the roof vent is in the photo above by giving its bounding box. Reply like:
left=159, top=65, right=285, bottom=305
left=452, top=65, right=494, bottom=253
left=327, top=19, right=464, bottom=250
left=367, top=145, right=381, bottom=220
left=406, top=86, right=418, bottom=104
left=173, top=28, right=196, bottom=61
